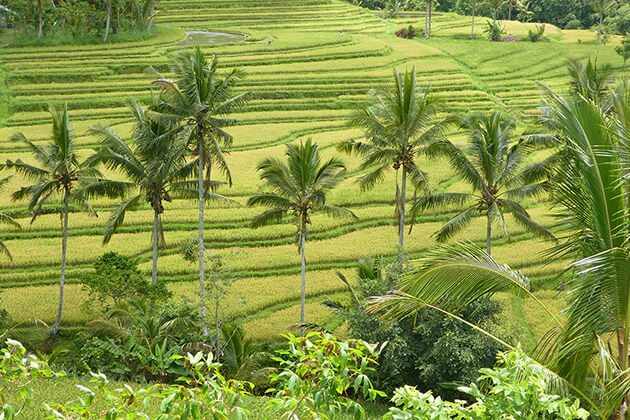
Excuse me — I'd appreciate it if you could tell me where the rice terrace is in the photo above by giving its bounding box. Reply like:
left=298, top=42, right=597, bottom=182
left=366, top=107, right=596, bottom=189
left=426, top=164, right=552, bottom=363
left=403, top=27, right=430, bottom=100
left=0, top=0, right=628, bottom=417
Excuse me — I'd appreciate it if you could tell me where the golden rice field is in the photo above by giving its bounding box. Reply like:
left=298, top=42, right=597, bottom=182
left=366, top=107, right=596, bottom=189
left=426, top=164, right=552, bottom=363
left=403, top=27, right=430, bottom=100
left=0, top=0, right=625, bottom=341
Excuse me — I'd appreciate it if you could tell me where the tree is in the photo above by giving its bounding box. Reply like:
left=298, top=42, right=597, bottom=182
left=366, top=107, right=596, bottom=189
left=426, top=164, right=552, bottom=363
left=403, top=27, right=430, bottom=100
left=486, top=0, right=506, bottom=22
left=412, top=112, right=554, bottom=255
left=338, top=68, right=442, bottom=251
left=616, top=35, right=630, bottom=71
left=248, top=140, right=354, bottom=335
left=591, top=0, right=615, bottom=44
left=103, top=0, right=112, bottom=42
left=3, top=105, right=101, bottom=335
left=0, top=177, right=20, bottom=260
left=87, top=101, right=197, bottom=286
left=370, top=80, right=630, bottom=417
left=470, top=0, right=482, bottom=36
left=424, top=0, right=433, bottom=38
left=152, top=48, right=248, bottom=337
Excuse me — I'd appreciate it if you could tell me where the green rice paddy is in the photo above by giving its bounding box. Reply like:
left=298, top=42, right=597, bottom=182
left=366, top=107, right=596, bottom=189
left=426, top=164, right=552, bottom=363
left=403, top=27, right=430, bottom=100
left=0, top=0, right=624, bottom=341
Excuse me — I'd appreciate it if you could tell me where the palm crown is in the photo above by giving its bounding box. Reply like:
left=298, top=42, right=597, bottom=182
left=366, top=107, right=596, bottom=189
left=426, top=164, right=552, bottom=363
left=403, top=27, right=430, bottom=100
left=412, top=111, right=554, bottom=254
left=249, top=140, right=354, bottom=242
left=6, top=105, right=99, bottom=218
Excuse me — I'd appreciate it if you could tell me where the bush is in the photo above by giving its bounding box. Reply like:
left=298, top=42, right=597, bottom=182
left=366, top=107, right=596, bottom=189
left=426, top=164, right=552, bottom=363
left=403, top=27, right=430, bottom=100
left=484, top=20, right=506, bottom=41
left=564, top=18, right=582, bottom=29
left=605, top=4, right=630, bottom=35
left=79, top=298, right=203, bottom=382
left=385, top=348, right=590, bottom=419
left=81, top=252, right=171, bottom=311
left=267, top=332, right=386, bottom=418
left=327, top=258, right=505, bottom=400
left=526, top=23, right=546, bottom=42
left=395, top=25, right=418, bottom=39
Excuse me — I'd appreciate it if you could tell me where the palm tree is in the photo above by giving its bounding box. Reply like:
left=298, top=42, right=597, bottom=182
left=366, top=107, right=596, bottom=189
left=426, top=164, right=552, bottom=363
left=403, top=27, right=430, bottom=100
left=591, top=0, right=615, bottom=44
left=152, top=47, right=247, bottom=337
left=485, top=0, right=506, bottom=23
left=0, top=177, right=20, bottom=260
left=338, top=68, right=442, bottom=251
left=3, top=105, right=101, bottom=335
left=411, top=111, right=554, bottom=255
left=424, top=0, right=433, bottom=38
left=469, top=0, right=482, bottom=36
left=248, top=140, right=355, bottom=335
left=87, top=101, right=197, bottom=286
left=370, top=80, right=630, bottom=417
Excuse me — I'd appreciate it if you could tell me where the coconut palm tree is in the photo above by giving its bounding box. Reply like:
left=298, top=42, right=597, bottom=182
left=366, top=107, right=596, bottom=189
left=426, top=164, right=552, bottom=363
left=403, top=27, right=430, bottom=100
left=591, top=0, right=615, bottom=44
left=3, top=105, right=102, bottom=335
left=370, top=79, right=630, bottom=418
left=86, top=101, right=198, bottom=286
left=338, top=68, right=442, bottom=251
left=248, top=140, right=355, bottom=335
left=411, top=111, right=554, bottom=255
left=152, top=47, right=247, bottom=337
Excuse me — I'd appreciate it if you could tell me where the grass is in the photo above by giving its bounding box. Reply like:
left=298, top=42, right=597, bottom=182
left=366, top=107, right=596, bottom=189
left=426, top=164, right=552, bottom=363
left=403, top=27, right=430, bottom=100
left=0, top=0, right=624, bottom=345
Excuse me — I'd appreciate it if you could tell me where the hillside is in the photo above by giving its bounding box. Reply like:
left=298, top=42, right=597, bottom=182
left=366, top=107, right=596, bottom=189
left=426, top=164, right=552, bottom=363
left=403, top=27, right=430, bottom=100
left=0, top=0, right=624, bottom=341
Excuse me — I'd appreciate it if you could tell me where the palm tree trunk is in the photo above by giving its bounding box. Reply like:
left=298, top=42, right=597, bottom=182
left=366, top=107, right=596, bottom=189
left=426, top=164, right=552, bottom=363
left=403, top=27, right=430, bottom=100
left=215, top=281, right=221, bottom=360
left=300, top=227, right=307, bottom=337
left=598, top=14, right=603, bottom=44
left=103, top=0, right=112, bottom=42
left=198, top=141, right=208, bottom=337
left=51, top=191, right=69, bottom=335
left=399, top=169, right=407, bottom=251
left=486, top=212, right=492, bottom=256
left=424, top=0, right=431, bottom=39
left=471, top=8, right=475, bottom=37
left=508, top=5, right=512, bottom=20
left=37, top=0, right=44, bottom=38
left=151, top=210, right=159, bottom=285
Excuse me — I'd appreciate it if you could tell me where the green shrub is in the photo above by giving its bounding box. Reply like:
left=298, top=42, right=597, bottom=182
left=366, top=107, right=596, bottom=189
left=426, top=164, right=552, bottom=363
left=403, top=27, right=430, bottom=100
left=385, top=348, right=589, bottom=419
left=329, top=257, right=505, bottom=400
left=526, top=24, right=546, bottom=42
left=81, top=252, right=171, bottom=311
left=267, top=332, right=386, bottom=418
left=484, top=20, right=506, bottom=41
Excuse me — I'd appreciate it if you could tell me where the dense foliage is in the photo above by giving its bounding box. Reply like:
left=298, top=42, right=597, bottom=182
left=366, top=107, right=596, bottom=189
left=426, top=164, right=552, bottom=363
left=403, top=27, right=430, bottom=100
left=327, top=258, right=504, bottom=399
left=4, top=0, right=157, bottom=43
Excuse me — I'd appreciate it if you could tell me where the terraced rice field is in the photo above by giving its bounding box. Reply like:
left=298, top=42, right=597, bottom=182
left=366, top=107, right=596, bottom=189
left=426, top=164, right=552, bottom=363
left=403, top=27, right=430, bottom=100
left=0, top=0, right=624, bottom=340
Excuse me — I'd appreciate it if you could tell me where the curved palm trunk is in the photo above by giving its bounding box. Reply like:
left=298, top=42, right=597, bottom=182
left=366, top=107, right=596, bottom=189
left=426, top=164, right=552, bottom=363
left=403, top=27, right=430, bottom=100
left=198, top=141, right=208, bottom=337
left=151, top=210, right=159, bottom=285
left=103, top=0, right=112, bottom=42
left=51, top=191, right=69, bottom=335
left=300, top=228, right=307, bottom=337
left=399, top=169, right=407, bottom=251
left=486, top=212, right=492, bottom=256
left=37, top=0, right=44, bottom=38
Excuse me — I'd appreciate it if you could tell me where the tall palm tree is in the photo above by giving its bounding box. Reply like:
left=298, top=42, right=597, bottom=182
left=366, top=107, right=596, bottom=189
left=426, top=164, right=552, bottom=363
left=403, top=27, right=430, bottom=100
left=370, top=80, right=630, bottom=418
left=87, top=101, right=197, bottom=286
left=152, top=47, right=248, bottom=337
left=338, top=68, right=442, bottom=251
left=4, top=105, right=101, bottom=335
left=411, top=111, right=554, bottom=255
left=591, top=0, right=615, bottom=44
left=248, top=140, right=355, bottom=335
